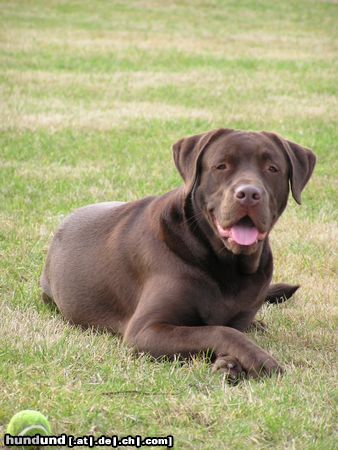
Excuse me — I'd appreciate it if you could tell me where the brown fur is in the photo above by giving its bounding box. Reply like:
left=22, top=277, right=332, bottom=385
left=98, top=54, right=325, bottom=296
left=41, top=129, right=315, bottom=380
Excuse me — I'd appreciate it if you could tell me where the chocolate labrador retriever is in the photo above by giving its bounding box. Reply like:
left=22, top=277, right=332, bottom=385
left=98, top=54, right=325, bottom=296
left=41, top=129, right=315, bottom=380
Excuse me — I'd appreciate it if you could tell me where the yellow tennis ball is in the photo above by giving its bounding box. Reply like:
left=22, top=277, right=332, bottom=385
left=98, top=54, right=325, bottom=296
left=6, top=410, right=51, bottom=449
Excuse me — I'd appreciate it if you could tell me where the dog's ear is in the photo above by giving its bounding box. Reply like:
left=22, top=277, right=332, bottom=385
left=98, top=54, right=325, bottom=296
left=173, top=128, right=234, bottom=194
left=263, top=132, right=316, bottom=204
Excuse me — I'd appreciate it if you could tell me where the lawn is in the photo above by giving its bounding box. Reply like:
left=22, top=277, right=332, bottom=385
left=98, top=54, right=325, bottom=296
left=0, top=1, right=337, bottom=449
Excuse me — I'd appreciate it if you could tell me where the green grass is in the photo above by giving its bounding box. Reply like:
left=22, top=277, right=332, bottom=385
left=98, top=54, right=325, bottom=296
left=0, top=1, right=337, bottom=449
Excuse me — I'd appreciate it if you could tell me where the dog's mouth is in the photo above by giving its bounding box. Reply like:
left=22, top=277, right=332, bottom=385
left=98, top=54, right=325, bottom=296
left=213, top=215, right=267, bottom=247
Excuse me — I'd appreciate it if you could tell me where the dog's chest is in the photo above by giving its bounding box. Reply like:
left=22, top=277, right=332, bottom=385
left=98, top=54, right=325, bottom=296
left=203, top=276, right=266, bottom=326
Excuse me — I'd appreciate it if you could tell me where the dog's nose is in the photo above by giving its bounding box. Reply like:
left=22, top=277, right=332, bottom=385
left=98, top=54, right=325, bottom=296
left=234, top=184, right=262, bottom=206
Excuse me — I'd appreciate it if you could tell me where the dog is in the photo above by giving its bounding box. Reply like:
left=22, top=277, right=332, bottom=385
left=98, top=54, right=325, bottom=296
left=41, top=129, right=316, bottom=380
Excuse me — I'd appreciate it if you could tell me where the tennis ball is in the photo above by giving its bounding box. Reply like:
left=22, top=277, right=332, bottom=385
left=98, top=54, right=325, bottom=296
left=6, top=410, right=51, bottom=449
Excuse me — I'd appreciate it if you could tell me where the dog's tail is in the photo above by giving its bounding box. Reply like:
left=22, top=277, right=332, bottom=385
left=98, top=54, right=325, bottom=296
left=265, top=283, right=300, bottom=304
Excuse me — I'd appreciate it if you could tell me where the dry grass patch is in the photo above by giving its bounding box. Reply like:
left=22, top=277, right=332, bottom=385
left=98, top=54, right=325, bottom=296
left=1, top=27, right=337, bottom=61
left=0, top=159, right=110, bottom=181
left=0, top=303, right=67, bottom=350
left=0, top=101, right=212, bottom=131
left=2, top=68, right=219, bottom=89
left=4, top=67, right=337, bottom=94
left=2, top=87, right=336, bottom=131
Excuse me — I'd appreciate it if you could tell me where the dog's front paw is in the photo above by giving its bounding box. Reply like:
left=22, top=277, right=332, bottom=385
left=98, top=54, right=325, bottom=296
left=246, top=352, right=284, bottom=378
left=212, top=355, right=244, bottom=383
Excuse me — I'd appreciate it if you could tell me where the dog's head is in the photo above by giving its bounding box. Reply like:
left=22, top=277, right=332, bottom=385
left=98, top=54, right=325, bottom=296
left=173, top=128, right=316, bottom=256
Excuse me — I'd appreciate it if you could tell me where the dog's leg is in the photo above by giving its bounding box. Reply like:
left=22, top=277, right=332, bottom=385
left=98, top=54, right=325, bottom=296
left=121, top=278, right=284, bottom=379
left=124, top=279, right=283, bottom=381
left=125, top=321, right=282, bottom=378
left=265, top=283, right=300, bottom=304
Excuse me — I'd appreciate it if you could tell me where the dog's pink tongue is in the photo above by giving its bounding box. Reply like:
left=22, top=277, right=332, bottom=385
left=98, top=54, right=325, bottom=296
left=230, top=224, right=259, bottom=246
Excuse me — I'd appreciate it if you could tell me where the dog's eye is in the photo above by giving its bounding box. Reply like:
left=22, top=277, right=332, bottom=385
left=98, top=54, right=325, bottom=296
left=268, top=165, right=278, bottom=173
left=216, top=163, right=227, bottom=170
